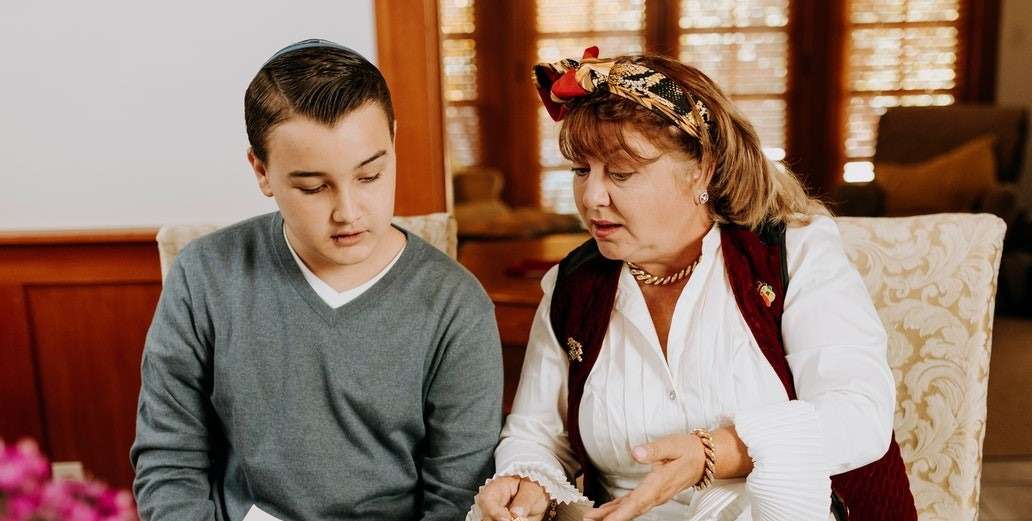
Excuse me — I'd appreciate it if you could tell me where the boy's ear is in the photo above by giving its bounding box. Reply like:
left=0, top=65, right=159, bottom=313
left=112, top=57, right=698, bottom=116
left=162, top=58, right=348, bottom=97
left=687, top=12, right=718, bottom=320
left=247, top=148, right=275, bottom=198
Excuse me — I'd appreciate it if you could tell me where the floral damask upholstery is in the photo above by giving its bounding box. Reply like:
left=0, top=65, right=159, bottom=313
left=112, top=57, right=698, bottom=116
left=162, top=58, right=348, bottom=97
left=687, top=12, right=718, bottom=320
left=392, top=212, right=457, bottom=259
left=835, top=214, right=1006, bottom=521
left=156, top=212, right=457, bottom=281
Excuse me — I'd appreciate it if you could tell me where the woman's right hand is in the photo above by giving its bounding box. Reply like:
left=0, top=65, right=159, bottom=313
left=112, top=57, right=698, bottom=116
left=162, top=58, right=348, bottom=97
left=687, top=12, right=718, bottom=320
left=476, top=476, right=552, bottom=521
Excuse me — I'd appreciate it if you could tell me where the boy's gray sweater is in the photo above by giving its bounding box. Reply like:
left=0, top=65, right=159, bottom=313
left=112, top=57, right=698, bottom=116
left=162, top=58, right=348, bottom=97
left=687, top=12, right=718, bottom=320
left=131, top=212, right=502, bottom=520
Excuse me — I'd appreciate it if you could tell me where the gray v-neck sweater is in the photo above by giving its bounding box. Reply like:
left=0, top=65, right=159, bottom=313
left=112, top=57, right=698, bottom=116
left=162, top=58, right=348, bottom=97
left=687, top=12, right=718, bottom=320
left=131, top=212, right=502, bottom=521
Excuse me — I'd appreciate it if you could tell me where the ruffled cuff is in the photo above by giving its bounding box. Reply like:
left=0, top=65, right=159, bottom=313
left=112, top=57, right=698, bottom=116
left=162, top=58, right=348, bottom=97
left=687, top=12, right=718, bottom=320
left=465, top=462, right=592, bottom=521
left=734, top=400, right=832, bottom=521
left=684, top=481, right=749, bottom=521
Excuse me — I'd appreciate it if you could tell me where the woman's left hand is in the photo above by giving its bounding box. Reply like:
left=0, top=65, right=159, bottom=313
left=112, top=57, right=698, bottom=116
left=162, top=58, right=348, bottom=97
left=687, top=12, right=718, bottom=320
left=583, top=433, right=706, bottom=521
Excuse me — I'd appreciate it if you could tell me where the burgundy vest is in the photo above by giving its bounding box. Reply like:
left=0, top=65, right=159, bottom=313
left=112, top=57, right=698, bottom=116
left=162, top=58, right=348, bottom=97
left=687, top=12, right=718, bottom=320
left=548, top=224, right=917, bottom=520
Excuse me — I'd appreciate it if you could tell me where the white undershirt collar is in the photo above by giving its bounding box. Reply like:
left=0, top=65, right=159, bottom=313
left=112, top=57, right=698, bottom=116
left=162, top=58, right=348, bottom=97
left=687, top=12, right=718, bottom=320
left=283, top=225, right=403, bottom=309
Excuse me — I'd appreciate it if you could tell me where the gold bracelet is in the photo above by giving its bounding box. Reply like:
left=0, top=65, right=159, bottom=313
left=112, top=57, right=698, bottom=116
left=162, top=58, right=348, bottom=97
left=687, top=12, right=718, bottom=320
left=691, top=427, right=716, bottom=490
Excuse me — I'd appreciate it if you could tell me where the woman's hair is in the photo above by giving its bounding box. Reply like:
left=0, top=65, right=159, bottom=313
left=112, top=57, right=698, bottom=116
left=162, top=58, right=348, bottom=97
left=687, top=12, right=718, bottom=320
left=244, top=46, right=394, bottom=163
left=558, top=54, right=828, bottom=228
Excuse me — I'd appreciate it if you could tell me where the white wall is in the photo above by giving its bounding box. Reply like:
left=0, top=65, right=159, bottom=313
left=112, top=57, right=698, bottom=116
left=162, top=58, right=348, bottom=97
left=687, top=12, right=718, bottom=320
left=0, top=1, right=377, bottom=230
left=997, top=0, right=1032, bottom=210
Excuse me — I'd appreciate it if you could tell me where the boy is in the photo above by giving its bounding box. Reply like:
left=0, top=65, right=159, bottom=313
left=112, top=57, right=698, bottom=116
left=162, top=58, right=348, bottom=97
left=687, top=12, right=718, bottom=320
left=131, top=40, right=502, bottom=520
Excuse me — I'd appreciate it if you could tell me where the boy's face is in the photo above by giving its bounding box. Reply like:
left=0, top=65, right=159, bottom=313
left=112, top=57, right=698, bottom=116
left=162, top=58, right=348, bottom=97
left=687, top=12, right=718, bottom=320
left=248, top=103, right=397, bottom=273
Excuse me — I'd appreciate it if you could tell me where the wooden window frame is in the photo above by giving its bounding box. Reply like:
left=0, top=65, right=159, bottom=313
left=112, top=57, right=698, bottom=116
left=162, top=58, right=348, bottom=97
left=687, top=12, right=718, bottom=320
left=477, top=0, right=827, bottom=204
left=378, top=0, right=1000, bottom=206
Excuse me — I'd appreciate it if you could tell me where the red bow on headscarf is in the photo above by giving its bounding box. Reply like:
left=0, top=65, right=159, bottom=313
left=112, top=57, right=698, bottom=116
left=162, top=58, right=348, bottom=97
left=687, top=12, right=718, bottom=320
left=532, top=46, right=711, bottom=141
left=534, top=46, right=602, bottom=121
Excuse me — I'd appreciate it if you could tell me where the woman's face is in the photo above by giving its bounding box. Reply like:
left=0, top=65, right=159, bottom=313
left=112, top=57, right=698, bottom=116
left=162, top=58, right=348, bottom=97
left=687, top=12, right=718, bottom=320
left=572, top=129, right=711, bottom=266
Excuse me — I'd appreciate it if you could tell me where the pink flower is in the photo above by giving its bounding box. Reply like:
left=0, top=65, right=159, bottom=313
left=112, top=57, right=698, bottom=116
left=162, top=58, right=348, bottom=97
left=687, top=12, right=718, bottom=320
left=4, top=492, right=42, bottom=521
left=0, top=438, right=50, bottom=496
left=0, top=438, right=137, bottom=521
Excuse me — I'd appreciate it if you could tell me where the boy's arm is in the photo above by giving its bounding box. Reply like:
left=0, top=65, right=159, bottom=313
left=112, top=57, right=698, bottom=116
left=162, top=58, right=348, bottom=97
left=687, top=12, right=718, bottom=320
left=421, top=291, right=504, bottom=520
left=130, top=256, right=219, bottom=521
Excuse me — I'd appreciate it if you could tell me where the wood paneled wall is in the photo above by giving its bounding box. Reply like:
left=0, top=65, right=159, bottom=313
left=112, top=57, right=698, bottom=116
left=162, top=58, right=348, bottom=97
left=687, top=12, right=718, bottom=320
left=0, top=230, right=162, bottom=490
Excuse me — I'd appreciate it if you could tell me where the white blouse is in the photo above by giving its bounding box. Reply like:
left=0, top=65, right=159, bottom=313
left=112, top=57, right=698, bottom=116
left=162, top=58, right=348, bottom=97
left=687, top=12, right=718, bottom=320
left=468, top=216, right=896, bottom=521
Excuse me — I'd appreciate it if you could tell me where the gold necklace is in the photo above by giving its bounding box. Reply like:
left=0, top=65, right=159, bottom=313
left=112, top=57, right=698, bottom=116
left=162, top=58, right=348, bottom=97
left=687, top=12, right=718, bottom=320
left=627, top=256, right=701, bottom=286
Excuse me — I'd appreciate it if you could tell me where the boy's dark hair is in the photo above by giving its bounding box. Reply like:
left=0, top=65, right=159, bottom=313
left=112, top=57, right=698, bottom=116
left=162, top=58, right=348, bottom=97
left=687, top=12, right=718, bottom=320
left=245, top=42, right=395, bottom=162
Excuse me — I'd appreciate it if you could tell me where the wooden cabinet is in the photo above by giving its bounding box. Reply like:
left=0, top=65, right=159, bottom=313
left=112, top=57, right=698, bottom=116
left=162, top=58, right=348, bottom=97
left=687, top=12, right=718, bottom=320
left=0, top=230, right=161, bottom=490
left=457, top=233, right=588, bottom=410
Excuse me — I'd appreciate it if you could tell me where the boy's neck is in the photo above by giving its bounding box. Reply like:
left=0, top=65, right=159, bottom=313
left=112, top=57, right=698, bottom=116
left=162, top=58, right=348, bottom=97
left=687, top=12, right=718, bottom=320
left=289, top=225, right=407, bottom=293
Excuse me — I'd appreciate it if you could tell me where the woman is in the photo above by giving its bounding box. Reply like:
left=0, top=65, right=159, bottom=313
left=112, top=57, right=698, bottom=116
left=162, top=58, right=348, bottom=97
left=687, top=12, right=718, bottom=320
left=469, top=48, right=916, bottom=521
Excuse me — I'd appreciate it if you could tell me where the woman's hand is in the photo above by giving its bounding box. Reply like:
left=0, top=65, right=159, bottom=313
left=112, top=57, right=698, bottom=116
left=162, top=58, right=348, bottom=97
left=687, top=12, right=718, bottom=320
left=583, top=433, right=706, bottom=521
left=476, top=476, right=552, bottom=521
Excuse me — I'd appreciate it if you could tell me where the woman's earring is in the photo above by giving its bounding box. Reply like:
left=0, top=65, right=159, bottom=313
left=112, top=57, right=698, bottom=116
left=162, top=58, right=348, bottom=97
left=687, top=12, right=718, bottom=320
left=695, top=190, right=709, bottom=205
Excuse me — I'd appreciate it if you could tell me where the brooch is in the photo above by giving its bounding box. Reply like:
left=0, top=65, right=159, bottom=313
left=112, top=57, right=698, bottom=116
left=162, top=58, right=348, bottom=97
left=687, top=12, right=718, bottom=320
left=566, top=337, right=583, bottom=362
left=756, top=282, right=776, bottom=308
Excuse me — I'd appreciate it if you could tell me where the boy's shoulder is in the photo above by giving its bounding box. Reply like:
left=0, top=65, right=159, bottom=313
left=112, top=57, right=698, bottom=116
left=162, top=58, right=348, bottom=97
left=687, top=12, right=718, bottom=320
left=173, top=212, right=276, bottom=273
left=397, top=227, right=492, bottom=305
